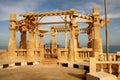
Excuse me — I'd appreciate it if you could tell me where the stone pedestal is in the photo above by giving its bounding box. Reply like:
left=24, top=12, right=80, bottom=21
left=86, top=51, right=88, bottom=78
left=89, top=58, right=96, bottom=73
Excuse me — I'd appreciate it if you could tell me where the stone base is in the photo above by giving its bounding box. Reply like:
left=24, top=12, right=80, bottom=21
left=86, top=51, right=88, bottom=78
left=87, top=72, right=117, bottom=80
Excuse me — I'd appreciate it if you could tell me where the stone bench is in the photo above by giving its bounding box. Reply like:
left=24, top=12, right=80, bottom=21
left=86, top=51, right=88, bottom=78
left=87, top=72, right=117, bottom=80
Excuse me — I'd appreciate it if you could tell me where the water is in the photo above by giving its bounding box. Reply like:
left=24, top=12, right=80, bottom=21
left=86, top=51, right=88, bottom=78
left=103, top=45, right=120, bottom=53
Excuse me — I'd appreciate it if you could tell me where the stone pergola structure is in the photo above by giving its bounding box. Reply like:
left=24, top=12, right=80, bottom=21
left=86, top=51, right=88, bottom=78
left=8, top=6, right=106, bottom=61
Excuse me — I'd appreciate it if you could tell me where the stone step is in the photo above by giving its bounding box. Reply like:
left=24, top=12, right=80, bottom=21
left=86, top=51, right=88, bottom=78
left=41, top=58, right=58, bottom=64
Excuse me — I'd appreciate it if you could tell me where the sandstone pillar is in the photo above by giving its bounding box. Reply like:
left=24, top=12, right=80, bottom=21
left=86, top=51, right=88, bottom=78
left=27, top=29, right=35, bottom=60
left=35, top=23, right=39, bottom=49
left=8, top=13, right=17, bottom=52
left=92, top=7, right=103, bottom=53
left=69, top=8, right=78, bottom=61
left=51, top=27, right=55, bottom=57
left=88, top=7, right=103, bottom=58
left=39, top=33, right=44, bottom=48
left=39, top=33, right=44, bottom=59
left=65, top=32, right=68, bottom=48
left=20, top=31, right=27, bottom=49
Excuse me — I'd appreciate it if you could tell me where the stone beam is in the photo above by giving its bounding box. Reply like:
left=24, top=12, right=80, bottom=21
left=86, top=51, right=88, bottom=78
left=20, top=8, right=77, bottom=17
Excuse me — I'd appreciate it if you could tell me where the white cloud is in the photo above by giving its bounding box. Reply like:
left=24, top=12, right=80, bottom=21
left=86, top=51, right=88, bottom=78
left=108, top=13, right=120, bottom=19
left=105, top=0, right=120, bottom=18
left=0, top=0, right=42, bottom=21
left=76, top=1, right=120, bottom=19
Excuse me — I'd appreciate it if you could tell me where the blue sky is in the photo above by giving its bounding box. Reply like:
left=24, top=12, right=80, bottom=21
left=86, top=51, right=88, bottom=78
left=0, top=0, right=120, bottom=49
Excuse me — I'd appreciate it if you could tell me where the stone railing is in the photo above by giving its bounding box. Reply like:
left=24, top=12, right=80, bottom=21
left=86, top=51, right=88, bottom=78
left=90, top=58, right=120, bottom=77
left=16, top=49, right=27, bottom=57
left=99, top=52, right=120, bottom=61
left=96, top=61, right=120, bottom=74
left=15, top=49, right=44, bottom=60
left=77, top=48, right=92, bottom=61
left=58, top=48, right=68, bottom=61
left=99, top=54, right=117, bottom=61
left=34, top=49, right=43, bottom=57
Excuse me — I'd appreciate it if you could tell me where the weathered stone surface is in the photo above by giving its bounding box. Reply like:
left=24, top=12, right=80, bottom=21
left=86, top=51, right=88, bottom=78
left=87, top=72, right=117, bottom=80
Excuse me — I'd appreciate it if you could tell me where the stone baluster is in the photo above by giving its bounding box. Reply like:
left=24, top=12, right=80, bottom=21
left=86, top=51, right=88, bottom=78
left=118, top=64, right=120, bottom=77
left=81, top=52, right=83, bottom=59
left=109, top=55, right=112, bottom=61
left=113, top=55, right=116, bottom=61
left=99, top=55, right=101, bottom=61
left=101, top=64, right=104, bottom=72
left=82, top=52, right=84, bottom=59
left=84, top=52, right=86, bottom=59
left=80, top=51, right=83, bottom=59
left=100, top=55, right=103, bottom=61
left=111, top=55, right=113, bottom=61
left=83, top=52, right=85, bottom=59
left=104, top=55, right=107, bottom=61
left=101, top=55, right=103, bottom=61
left=109, top=64, right=112, bottom=74
left=79, top=52, right=81, bottom=58
left=86, top=52, right=88, bottom=59
left=87, top=52, right=89, bottom=59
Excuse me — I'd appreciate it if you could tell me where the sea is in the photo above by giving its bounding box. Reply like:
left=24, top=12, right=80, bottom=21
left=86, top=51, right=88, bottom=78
left=103, top=45, right=120, bottom=53
left=0, top=45, right=120, bottom=53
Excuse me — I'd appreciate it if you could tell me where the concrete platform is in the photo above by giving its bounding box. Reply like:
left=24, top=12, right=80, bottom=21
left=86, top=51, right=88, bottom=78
left=0, top=65, right=86, bottom=80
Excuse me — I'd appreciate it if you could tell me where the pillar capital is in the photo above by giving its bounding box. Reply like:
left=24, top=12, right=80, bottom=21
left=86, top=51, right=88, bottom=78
left=93, top=6, right=99, bottom=16
left=10, top=13, right=16, bottom=21
left=39, top=33, right=44, bottom=37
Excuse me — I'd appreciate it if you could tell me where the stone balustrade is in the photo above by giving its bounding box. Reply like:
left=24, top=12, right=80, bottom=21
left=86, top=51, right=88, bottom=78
left=77, top=48, right=92, bottom=61
left=16, top=49, right=27, bottom=57
left=58, top=48, right=68, bottom=61
left=96, top=61, right=120, bottom=75
left=16, top=49, right=43, bottom=58
left=90, top=58, right=120, bottom=77
left=99, top=54, right=117, bottom=61
left=34, top=49, right=42, bottom=57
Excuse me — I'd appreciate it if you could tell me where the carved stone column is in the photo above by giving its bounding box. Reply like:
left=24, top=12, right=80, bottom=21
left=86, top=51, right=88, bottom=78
left=69, top=8, right=78, bottom=61
left=51, top=27, right=55, bottom=57
left=8, top=13, right=17, bottom=52
left=39, top=33, right=44, bottom=48
left=27, top=29, right=35, bottom=60
left=20, top=31, right=27, bottom=49
left=88, top=7, right=103, bottom=58
left=39, top=33, right=44, bottom=59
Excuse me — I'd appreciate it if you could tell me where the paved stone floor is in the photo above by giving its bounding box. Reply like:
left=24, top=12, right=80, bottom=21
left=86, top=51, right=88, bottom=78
left=0, top=64, right=86, bottom=80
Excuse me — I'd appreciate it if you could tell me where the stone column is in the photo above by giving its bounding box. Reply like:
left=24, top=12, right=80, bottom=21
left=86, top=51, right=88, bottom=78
left=51, top=27, right=55, bottom=57
left=35, top=23, right=39, bottom=49
left=39, top=33, right=44, bottom=59
left=69, top=8, right=78, bottom=61
left=92, top=7, right=103, bottom=53
left=27, top=29, right=35, bottom=60
left=87, top=24, right=93, bottom=48
left=8, top=13, right=17, bottom=52
left=65, top=32, right=68, bottom=48
left=39, top=33, right=44, bottom=48
left=20, top=31, right=27, bottom=49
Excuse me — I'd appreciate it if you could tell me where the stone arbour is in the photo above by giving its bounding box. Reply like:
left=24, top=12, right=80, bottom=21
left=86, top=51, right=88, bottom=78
left=8, top=6, right=106, bottom=61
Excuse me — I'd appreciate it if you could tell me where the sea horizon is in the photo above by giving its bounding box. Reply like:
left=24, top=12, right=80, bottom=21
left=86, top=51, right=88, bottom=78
left=0, top=45, right=120, bottom=53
